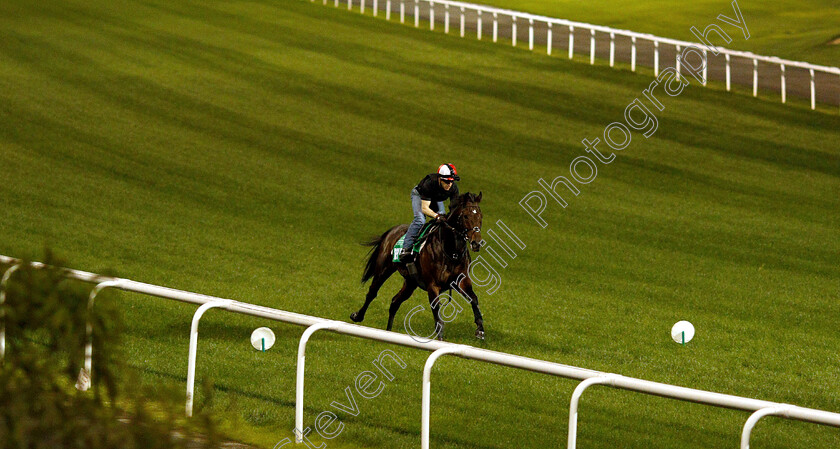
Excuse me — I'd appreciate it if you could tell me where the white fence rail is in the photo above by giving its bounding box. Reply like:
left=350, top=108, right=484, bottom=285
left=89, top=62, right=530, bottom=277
left=1, top=254, right=839, bottom=448
left=316, top=0, right=840, bottom=112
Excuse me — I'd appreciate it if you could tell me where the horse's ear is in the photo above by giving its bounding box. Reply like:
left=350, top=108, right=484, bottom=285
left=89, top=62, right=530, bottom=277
left=476, top=191, right=482, bottom=203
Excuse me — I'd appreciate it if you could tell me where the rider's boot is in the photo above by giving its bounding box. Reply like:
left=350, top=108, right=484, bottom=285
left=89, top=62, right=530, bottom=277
left=399, top=247, right=415, bottom=264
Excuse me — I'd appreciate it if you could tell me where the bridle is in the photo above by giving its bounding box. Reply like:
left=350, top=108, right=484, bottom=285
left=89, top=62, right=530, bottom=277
left=439, top=204, right=481, bottom=261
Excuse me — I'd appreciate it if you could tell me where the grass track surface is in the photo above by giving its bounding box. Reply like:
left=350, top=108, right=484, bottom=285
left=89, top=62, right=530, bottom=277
left=1, top=0, right=839, bottom=448
left=468, top=0, right=840, bottom=67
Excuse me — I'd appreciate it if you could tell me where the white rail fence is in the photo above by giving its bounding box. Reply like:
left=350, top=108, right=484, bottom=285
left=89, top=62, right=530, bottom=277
left=1, top=255, right=839, bottom=449
left=316, top=0, right=840, bottom=112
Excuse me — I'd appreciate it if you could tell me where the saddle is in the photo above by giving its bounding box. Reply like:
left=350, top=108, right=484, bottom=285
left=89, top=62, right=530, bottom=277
left=392, top=220, right=438, bottom=263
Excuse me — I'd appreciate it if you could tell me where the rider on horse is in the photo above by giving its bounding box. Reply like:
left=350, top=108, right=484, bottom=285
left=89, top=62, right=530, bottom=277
left=400, top=164, right=461, bottom=263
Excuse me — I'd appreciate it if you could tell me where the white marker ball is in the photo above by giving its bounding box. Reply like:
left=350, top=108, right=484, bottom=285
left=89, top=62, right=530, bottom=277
left=251, top=327, right=276, bottom=351
left=671, top=321, right=695, bottom=344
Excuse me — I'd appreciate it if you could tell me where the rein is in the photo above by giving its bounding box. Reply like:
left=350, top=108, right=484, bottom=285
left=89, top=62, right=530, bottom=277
left=439, top=214, right=479, bottom=262
left=438, top=222, right=467, bottom=260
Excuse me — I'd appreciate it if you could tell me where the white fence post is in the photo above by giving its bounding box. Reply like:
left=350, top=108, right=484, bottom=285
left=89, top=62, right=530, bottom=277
left=492, top=12, right=497, bottom=42
left=725, top=54, right=731, bottom=91
left=444, top=4, right=449, bottom=33
left=780, top=64, right=786, bottom=103
left=568, top=25, right=574, bottom=59
left=400, top=0, right=404, bottom=22
left=76, top=280, right=123, bottom=392
left=414, top=0, right=419, bottom=27
left=752, top=59, right=758, bottom=97
left=654, top=40, right=659, bottom=76
left=809, top=69, right=816, bottom=110
left=589, top=28, right=595, bottom=64
left=373, top=0, right=377, bottom=16
left=511, top=16, right=517, bottom=46
left=528, top=19, right=534, bottom=50
left=335, top=0, right=339, bottom=8
left=675, top=44, right=681, bottom=80
left=630, top=37, right=636, bottom=71
left=186, top=300, right=233, bottom=417
left=421, top=346, right=469, bottom=449
left=295, top=321, right=341, bottom=443
left=547, top=22, right=552, bottom=55
left=741, top=407, right=793, bottom=449
left=360, top=0, right=365, bottom=15
left=568, top=375, right=618, bottom=449
left=459, top=6, right=465, bottom=37
left=0, top=264, right=21, bottom=362
left=429, top=2, right=434, bottom=30
left=386, top=0, right=390, bottom=19
left=609, top=32, right=614, bottom=67
left=347, top=0, right=352, bottom=11
left=477, top=11, right=482, bottom=40
left=702, top=49, right=707, bottom=85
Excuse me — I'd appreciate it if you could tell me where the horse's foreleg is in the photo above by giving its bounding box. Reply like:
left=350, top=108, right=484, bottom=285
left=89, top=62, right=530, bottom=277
left=386, top=280, right=417, bottom=331
left=427, top=286, right=446, bottom=341
left=351, top=268, right=394, bottom=323
left=460, top=277, right=485, bottom=340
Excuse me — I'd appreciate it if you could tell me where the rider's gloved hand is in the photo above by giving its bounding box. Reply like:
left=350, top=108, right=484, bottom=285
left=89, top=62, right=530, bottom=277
left=435, top=214, right=446, bottom=223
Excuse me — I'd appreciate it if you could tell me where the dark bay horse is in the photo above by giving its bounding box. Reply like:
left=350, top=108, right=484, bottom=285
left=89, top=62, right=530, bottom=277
left=351, top=192, right=485, bottom=340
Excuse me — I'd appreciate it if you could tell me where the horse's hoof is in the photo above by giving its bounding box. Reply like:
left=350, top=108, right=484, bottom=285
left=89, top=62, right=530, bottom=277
left=475, top=330, right=485, bottom=340
left=350, top=312, right=363, bottom=323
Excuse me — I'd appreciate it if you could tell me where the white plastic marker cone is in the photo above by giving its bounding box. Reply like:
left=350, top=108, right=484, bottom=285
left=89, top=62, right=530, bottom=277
left=251, top=327, right=276, bottom=351
left=671, top=321, right=695, bottom=345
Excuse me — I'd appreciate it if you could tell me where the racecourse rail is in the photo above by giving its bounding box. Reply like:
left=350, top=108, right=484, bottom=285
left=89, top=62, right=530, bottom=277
left=316, top=0, right=840, bottom=112
left=1, top=255, right=839, bottom=449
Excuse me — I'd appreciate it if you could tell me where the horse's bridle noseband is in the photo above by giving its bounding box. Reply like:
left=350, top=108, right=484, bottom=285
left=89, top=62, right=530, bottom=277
left=439, top=208, right=481, bottom=260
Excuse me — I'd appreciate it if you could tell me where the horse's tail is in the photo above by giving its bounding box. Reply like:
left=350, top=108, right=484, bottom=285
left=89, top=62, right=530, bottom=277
left=361, top=229, right=390, bottom=284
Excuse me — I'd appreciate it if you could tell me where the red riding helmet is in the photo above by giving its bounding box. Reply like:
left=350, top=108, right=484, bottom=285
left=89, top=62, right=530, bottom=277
left=438, top=163, right=460, bottom=181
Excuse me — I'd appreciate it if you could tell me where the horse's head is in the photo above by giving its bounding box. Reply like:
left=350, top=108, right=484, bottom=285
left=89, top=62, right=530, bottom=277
left=450, top=192, right=483, bottom=252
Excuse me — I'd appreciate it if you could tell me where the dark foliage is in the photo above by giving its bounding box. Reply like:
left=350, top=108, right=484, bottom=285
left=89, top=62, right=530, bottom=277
left=0, top=250, right=220, bottom=449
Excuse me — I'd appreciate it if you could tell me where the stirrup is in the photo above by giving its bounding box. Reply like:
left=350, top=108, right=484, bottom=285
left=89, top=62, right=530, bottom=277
left=399, top=251, right=415, bottom=263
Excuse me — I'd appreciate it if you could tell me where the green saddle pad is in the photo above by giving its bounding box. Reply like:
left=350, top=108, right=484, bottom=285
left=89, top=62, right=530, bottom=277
left=392, top=221, right=437, bottom=262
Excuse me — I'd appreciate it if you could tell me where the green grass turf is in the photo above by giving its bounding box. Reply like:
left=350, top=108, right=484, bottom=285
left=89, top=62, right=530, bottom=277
left=468, top=0, right=840, bottom=67
left=1, top=0, right=839, bottom=448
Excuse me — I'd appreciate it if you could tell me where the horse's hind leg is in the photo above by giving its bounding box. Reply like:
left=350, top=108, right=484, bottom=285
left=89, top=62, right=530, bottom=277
left=386, top=280, right=418, bottom=331
left=351, top=267, right=395, bottom=323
